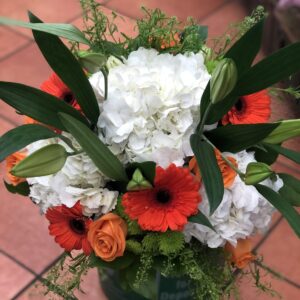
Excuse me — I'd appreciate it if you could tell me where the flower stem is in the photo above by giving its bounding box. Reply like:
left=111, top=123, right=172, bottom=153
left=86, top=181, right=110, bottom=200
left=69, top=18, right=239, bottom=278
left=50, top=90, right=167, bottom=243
left=201, top=135, right=245, bottom=177
left=197, top=102, right=212, bottom=135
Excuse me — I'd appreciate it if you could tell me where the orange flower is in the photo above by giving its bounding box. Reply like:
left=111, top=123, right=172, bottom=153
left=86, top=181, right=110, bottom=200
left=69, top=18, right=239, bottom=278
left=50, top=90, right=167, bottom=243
left=88, top=213, right=127, bottom=262
left=225, top=238, right=255, bottom=269
left=6, top=151, right=27, bottom=186
left=160, top=33, right=180, bottom=49
left=46, top=202, right=92, bottom=255
left=122, top=164, right=201, bottom=232
left=24, top=116, right=39, bottom=125
left=222, top=90, right=271, bottom=125
left=215, top=151, right=237, bottom=188
left=189, top=157, right=202, bottom=182
left=189, top=151, right=237, bottom=188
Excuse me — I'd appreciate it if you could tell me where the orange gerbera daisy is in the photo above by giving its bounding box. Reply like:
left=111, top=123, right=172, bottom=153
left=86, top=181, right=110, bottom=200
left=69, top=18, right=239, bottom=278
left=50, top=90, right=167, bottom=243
left=6, top=151, right=27, bottom=186
left=122, top=164, right=201, bottom=232
left=222, top=90, right=271, bottom=125
left=41, top=72, right=81, bottom=111
left=46, top=202, right=92, bottom=255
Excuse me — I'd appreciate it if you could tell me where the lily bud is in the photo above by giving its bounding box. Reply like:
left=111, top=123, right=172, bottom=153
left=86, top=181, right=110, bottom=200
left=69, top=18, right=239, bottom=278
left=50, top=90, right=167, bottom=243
left=210, top=58, right=238, bottom=104
left=11, top=144, right=68, bottom=178
left=127, top=168, right=152, bottom=191
left=263, top=119, right=300, bottom=144
left=244, top=162, right=273, bottom=185
left=106, top=55, right=123, bottom=70
left=77, top=51, right=107, bottom=74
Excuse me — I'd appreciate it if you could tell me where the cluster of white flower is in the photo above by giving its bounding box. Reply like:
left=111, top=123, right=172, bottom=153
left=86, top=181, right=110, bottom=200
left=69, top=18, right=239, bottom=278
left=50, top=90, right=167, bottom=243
left=90, top=47, right=211, bottom=167
left=184, top=151, right=283, bottom=248
left=26, top=137, right=118, bottom=216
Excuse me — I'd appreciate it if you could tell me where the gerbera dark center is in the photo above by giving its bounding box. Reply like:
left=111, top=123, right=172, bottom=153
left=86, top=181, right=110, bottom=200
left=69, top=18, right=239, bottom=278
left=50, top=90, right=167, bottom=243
left=63, top=92, right=75, bottom=104
left=235, top=98, right=244, bottom=112
left=69, top=218, right=86, bottom=234
left=155, top=189, right=172, bottom=204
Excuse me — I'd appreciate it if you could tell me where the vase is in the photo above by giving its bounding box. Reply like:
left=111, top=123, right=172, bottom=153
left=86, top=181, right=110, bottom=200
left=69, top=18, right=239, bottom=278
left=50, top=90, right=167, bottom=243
left=99, top=268, right=193, bottom=300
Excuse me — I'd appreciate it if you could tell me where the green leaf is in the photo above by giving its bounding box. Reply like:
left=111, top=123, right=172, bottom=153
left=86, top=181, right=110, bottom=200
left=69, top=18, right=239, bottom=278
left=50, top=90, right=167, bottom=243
left=225, top=19, right=264, bottom=76
left=190, top=134, right=224, bottom=214
left=77, top=51, right=107, bottom=74
left=11, top=144, right=68, bottom=177
left=126, top=161, right=156, bottom=185
left=236, top=42, right=300, bottom=96
left=263, top=143, right=300, bottom=164
left=254, top=144, right=279, bottom=165
left=200, top=19, right=264, bottom=124
left=279, top=185, right=300, bottom=207
left=189, top=211, right=215, bottom=231
left=255, top=184, right=300, bottom=238
left=278, top=173, right=300, bottom=206
left=0, top=82, right=89, bottom=131
left=263, top=119, right=300, bottom=144
left=205, top=123, right=279, bottom=153
left=4, top=181, right=30, bottom=196
left=59, top=113, right=128, bottom=182
left=29, top=12, right=100, bottom=125
left=0, top=17, right=90, bottom=45
left=89, top=252, right=134, bottom=270
left=0, top=124, right=59, bottom=162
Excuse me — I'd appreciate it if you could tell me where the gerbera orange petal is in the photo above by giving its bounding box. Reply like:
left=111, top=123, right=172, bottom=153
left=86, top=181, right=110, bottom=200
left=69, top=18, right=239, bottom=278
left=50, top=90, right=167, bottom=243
left=46, top=201, right=92, bottom=255
left=222, top=90, right=271, bottom=125
left=122, top=164, right=201, bottom=232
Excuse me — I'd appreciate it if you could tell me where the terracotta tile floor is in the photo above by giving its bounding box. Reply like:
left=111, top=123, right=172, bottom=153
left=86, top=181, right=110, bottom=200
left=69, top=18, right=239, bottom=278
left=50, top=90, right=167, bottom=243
left=0, top=0, right=299, bottom=299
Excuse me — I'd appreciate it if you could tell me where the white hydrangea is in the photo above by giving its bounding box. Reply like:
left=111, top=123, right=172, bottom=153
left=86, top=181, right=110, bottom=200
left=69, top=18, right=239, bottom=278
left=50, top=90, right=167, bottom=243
left=184, top=151, right=283, bottom=248
left=26, top=136, right=118, bottom=216
left=90, top=47, right=211, bottom=167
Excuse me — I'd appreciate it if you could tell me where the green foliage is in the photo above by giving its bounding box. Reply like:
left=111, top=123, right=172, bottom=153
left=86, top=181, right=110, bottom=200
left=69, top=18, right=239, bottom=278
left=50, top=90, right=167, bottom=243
left=190, top=134, right=224, bottom=214
left=133, top=253, right=154, bottom=289
left=4, top=181, right=30, bottom=196
left=211, top=6, right=266, bottom=58
left=114, top=197, right=143, bottom=236
left=126, top=239, right=143, bottom=255
left=42, top=253, right=90, bottom=300
left=142, top=231, right=185, bottom=256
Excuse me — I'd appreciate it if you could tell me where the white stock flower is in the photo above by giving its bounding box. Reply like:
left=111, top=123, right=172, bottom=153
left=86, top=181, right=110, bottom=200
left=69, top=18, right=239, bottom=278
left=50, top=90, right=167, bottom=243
left=90, top=47, right=211, bottom=167
left=184, top=151, right=283, bottom=248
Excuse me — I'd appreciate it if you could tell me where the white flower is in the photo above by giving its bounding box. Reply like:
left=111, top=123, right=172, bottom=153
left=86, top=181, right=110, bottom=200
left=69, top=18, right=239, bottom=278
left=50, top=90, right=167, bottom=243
left=90, top=47, right=211, bottom=167
left=26, top=137, right=118, bottom=216
left=184, top=150, right=283, bottom=248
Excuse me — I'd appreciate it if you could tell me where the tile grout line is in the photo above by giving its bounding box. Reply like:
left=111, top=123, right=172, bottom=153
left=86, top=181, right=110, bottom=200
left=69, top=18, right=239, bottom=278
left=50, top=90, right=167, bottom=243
left=253, top=215, right=284, bottom=252
left=0, top=248, right=37, bottom=277
left=11, top=252, right=65, bottom=300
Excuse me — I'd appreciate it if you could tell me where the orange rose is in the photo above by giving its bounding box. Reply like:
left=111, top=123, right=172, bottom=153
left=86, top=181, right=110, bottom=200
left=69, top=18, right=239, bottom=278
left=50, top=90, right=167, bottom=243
left=88, top=213, right=127, bottom=262
left=6, top=151, right=27, bottom=186
left=189, top=150, right=237, bottom=188
left=225, top=238, right=255, bottom=269
left=215, top=150, right=237, bottom=188
left=189, top=156, right=202, bottom=183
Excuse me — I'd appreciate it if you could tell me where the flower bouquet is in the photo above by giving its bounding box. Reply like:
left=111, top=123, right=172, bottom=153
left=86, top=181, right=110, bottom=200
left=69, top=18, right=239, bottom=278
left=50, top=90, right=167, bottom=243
left=1, top=1, right=300, bottom=299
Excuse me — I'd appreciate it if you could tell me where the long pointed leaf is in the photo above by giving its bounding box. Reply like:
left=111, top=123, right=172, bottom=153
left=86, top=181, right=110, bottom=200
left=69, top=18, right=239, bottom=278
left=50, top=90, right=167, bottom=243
left=200, top=19, right=264, bottom=124
left=255, top=184, right=300, bottom=238
left=236, top=42, right=300, bottom=96
left=205, top=123, right=279, bottom=153
left=0, top=124, right=59, bottom=162
left=0, top=17, right=90, bottom=44
left=190, top=134, right=224, bottom=214
left=29, top=12, right=100, bottom=125
left=189, top=211, right=215, bottom=231
left=59, top=113, right=128, bottom=182
left=263, top=143, right=300, bottom=164
left=0, top=82, right=89, bottom=131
